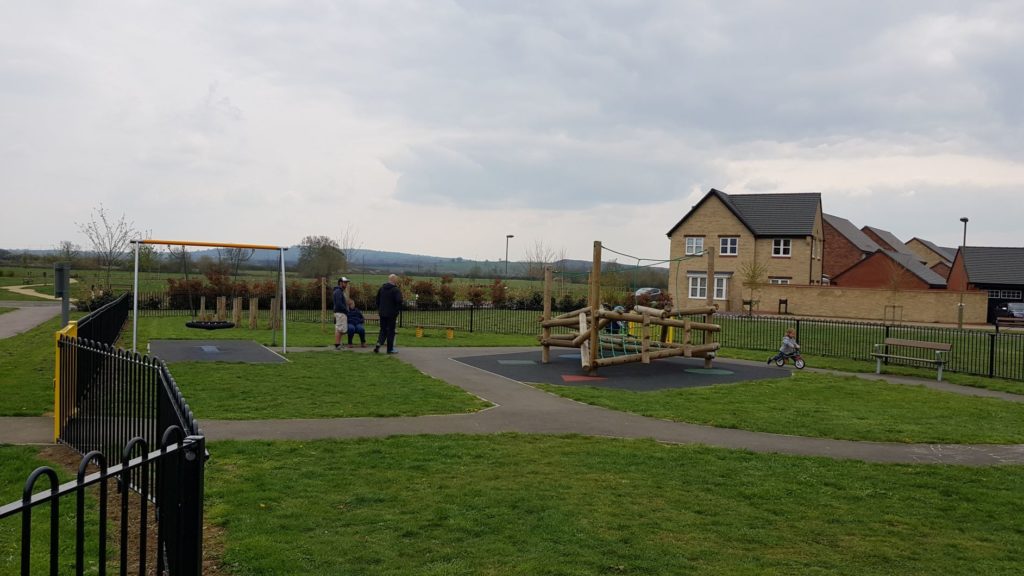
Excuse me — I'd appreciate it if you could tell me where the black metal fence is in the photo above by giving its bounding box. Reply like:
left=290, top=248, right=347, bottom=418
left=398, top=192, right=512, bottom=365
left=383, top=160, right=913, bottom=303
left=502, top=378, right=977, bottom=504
left=0, top=433, right=206, bottom=576
left=12, top=332, right=208, bottom=575
left=77, top=292, right=131, bottom=345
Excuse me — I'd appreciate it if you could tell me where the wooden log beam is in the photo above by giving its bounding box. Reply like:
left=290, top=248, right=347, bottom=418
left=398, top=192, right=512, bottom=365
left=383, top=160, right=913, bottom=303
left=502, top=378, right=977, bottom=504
left=683, top=343, right=721, bottom=357
left=634, top=304, right=669, bottom=318
left=667, top=305, right=717, bottom=317
left=555, top=306, right=591, bottom=320
left=540, top=339, right=583, bottom=348
left=593, top=347, right=684, bottom=367
left=541, top=316, right=586, bottom=328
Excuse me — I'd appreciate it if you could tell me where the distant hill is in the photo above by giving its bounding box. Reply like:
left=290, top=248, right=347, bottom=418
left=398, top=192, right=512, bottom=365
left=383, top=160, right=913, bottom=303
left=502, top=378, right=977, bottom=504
left=1, top=246, right=665, bottom=282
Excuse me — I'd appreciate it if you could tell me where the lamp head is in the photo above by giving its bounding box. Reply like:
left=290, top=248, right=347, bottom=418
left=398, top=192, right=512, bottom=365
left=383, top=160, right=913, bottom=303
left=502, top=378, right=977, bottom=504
left=960, top=217, right=969, bottom=224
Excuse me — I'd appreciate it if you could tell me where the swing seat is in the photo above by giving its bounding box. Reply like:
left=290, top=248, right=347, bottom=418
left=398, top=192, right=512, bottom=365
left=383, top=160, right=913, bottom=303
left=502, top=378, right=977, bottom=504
left=185, top=320, right=235, bottom=330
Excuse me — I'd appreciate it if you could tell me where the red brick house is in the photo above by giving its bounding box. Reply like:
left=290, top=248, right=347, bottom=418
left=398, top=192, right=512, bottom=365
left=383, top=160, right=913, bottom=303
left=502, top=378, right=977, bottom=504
left=832, top=250, right=948, bottom=290
left=822, top=214, right=880, bottom=280
left=861, top=226, right=916, bottom=257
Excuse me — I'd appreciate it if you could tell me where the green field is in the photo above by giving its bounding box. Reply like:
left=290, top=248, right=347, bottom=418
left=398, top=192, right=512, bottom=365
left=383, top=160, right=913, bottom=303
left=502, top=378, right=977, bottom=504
left=205, top=436, right=1024, bottom=575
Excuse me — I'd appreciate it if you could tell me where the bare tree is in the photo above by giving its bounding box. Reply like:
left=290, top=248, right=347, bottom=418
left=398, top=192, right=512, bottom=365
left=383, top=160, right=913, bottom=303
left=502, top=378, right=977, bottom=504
left=221, top=247, right=256, bottom=280
left=336, top=224, right=362, bottom=273
left=77, top=204, right=137, bottom=289
left=523, top=240, right=565, bottom=279
left=55, top=240, right=80, bottom=265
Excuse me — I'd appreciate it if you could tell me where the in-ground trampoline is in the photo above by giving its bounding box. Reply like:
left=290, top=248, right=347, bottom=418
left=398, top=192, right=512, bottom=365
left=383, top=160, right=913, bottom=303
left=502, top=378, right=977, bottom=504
left=455, top=350, right=785, bottom=392
left=147, top=340, right=287, bottom=364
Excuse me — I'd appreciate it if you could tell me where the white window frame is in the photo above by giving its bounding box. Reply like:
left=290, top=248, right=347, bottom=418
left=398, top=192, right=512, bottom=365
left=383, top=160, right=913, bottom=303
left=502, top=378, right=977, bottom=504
left=688, top=273, right=729, bottom=300
left=769, top=277, right=791, bottom=285
left=990, top=290, right=1023, bottom=300
left=714, top=276, right=728, bottom=300
left=688, top=275, right=707, bottom=299
left=772, top=238, right=791, bottom=257
left=719, top=237, right=738, bottom=256
left=685, top=236, right=704, bottom=256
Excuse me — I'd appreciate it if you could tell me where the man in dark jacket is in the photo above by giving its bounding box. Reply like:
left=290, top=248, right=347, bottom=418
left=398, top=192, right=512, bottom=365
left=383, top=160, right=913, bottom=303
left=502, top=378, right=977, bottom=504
left=374, top=274, right=403, bottom=354
left=332, top=277, right=350, bottom=350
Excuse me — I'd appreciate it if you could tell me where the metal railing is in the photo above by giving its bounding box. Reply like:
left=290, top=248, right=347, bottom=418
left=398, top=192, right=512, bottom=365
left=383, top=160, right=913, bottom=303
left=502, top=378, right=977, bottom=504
left=0, top=432, right=206, bottom=576
left=76, top=292, right=131, bottom=345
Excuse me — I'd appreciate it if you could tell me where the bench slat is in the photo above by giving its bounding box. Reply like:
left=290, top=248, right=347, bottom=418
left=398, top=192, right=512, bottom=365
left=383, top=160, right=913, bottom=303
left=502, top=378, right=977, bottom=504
left=882, top=338, right=952, bottom=351
left=871, top=353, right=944, bottom=365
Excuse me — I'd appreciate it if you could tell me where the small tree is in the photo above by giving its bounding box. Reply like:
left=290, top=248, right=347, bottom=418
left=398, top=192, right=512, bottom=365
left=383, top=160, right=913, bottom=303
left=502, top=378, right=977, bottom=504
left=77, top=204, right=137, bottom=290
left=739, top=260, right=768, bottom=312
left=297, top=235, right=346, bottom=279
left=55, top=240, right=80, bottom=266
left=410, top=280, right=437, bottom=309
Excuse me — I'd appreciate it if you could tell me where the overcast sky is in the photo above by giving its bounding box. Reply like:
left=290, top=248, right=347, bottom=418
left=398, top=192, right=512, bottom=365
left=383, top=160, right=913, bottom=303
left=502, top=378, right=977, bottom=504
left=2, top=1, right=1022, bottom=262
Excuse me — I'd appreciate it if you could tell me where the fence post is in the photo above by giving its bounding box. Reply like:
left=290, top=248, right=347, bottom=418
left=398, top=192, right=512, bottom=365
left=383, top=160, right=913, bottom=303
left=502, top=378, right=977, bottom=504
left=795, top=319, right=800, bottom=342
left=470, top=306, right=474, bottom=333
left=883, top=325, right=891, bottom=365
left=988, top=332, right=997, bottom=378
left=180, top=436, right=206, bottom=576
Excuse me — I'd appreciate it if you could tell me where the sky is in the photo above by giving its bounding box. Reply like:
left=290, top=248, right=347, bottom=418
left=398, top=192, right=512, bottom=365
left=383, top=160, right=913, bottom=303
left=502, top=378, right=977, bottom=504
left=2, top=1, right=1022, bottom=263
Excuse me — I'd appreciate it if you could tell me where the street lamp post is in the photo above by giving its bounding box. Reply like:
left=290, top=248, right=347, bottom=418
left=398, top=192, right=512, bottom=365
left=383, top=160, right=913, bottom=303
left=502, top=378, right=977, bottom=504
left=505, top=234, right=514, bottom=277
left=958, top=217, right=968, bottom=328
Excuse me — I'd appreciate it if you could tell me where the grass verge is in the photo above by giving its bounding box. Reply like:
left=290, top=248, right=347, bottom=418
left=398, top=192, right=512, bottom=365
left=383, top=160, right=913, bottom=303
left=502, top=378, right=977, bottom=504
left=206, top=435, right=1024, bottom=576
left=0, top=307, right=14, bottom=316
left=169, top=352, right=490, bottom=419
left=0, top=316, right=73, bottom=415
left=535, top=371, right=1024, bottom=444
left=719, top=348, right=1024, bottom=395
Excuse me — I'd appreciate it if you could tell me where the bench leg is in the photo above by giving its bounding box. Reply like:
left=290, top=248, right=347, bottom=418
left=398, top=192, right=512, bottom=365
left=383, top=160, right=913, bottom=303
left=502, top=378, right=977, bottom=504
left=875, top=357, right=881, bottom=374
left=937, top=364, right=943, bottom=382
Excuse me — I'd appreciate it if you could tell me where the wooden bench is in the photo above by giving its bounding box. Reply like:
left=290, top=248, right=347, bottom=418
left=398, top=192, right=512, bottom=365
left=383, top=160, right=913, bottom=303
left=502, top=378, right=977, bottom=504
left=414, top=324, right=456, bottom=340
left=871, top=338, right=952, bottom=381
left=996, top=317, right=1024, bottom=330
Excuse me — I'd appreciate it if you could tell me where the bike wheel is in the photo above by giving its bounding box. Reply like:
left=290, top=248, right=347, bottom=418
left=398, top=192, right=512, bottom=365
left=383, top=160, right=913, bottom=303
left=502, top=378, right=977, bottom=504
left=774, top=357, right=786, bottom=367
left=794, top=358, right=805, bottom=369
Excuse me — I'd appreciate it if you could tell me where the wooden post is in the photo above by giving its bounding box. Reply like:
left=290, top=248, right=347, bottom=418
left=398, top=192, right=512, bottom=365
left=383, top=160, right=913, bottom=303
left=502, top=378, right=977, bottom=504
left=641, top=313, right=651, bottom=364
left=248, top=298, right=259, bottom=329
left=542, top=265, right=553, bottom=363
left=588, top=241, right=602, bottom=375
left=269, top=297, right=279, bottom=330
left=199, top=296, right=207, bottom=320
left=216, top=296, right=227, bottom=321
left=321, top=276, right=327, bottom=333
left=706, top=248, right=715, bottom=307
left=232, top=297, right=243, bottom=325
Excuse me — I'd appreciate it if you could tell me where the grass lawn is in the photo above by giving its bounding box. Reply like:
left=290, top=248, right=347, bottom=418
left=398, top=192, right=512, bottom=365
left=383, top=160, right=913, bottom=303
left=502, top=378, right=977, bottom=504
left=206, top=435, right=1024, bottom=576
left=0, top=307, right=14, bottom=315
left=0, top=316, right=78, bottom=415
left=719, top=348, right=1024, bottom=395
left=536, top=371, right=1024, bottom=444
left=169, top=352, right=491, bottom=419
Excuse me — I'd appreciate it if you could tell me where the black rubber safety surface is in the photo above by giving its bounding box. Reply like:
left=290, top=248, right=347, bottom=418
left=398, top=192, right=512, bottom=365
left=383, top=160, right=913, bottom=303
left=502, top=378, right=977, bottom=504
left=456, top=350, right=786, bottom=392
left=148, top=340, right=287, bottom=364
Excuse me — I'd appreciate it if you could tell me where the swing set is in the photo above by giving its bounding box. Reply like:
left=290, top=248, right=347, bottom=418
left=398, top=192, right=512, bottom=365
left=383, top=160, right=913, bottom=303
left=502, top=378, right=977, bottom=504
left=129, top=239, right=290, bottom=353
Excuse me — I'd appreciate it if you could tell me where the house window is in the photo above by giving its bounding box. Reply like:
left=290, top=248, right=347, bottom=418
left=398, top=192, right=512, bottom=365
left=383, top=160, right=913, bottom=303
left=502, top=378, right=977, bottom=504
left=720, top=237, right=738, bottom=256
left=769, top=277, right=791, bottom=285
left=772, top=239, right=791, bottom=257
left=688, top=274, right=729, bottom=300
left=989, top=290, right=1023, bottom=300
left=714, top=276, right=728, bottom=300
left=685, top=236, right=704, bottom=256
left=688, top=275, right=707, bottom=299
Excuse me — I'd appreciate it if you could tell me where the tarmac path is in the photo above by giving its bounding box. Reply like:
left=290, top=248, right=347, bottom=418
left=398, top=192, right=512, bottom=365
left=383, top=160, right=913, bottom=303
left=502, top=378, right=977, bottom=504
left=0, top=300, right=61, bottom=339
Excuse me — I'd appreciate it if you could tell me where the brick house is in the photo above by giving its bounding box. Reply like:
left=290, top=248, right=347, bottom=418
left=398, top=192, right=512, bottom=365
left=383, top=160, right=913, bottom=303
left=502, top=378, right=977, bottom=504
left=906, top=237, right=955, bottom=278
left=861, top=226, right=916, bottom=257
left=665, top=189, right=823, bottom=312
left=832, top=250, right=947, bottom=290
left=948, top=246, right=1024, bottom=323
left=822, top=213, right=881, bottom=280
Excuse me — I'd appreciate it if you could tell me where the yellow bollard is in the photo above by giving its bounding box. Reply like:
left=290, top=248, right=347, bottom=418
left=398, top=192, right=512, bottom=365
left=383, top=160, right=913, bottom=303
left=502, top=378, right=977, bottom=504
left=416, top=326, right=424, bottom=338
left=446, top=327, right=454, bottom=340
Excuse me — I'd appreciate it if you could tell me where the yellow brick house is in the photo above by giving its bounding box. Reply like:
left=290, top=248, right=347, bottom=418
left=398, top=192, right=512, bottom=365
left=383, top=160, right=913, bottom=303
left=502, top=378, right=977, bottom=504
left=665, top=189, right=824, bottom=312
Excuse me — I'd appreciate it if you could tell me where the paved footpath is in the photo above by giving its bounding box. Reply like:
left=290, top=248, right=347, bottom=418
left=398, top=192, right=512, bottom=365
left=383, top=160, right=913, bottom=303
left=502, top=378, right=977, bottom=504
left=0, top=300, right=60, bottom=339
left=3, top=345, right=1023, bottom=466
